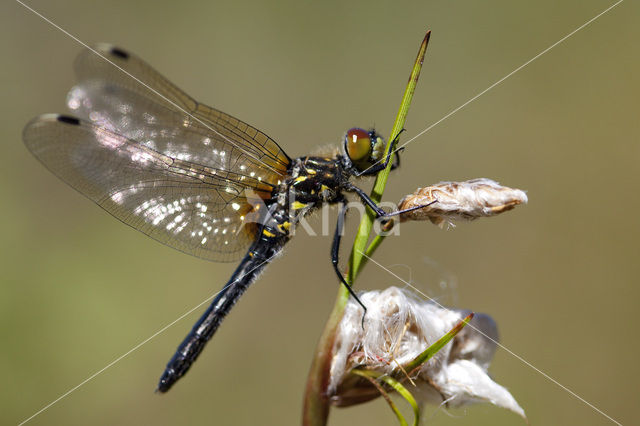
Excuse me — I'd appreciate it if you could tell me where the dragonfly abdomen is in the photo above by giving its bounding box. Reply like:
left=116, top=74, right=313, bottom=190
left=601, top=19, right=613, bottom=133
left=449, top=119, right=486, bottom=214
left=157, top=231, right=288, bottom=392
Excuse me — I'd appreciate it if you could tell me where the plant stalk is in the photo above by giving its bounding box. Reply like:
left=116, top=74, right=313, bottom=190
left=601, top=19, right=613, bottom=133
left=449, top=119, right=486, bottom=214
left=302, top=31, right=431, bottom=426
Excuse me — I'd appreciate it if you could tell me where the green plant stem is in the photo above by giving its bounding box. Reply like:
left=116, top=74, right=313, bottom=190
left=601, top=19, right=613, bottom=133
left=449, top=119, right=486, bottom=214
left=348, top=30, right=431, bottom=285
left=302, top=31, right=431, bottom=426
left=353, top=232, right=387, bottom=278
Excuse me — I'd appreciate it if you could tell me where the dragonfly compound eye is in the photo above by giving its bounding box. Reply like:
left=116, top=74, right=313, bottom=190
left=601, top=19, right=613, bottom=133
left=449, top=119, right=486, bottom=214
left=345, top=128, right=373, bottom=166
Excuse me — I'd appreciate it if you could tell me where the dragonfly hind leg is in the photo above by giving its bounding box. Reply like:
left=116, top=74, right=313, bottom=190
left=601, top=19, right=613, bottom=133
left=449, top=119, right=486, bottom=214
left=331, top=199, right=368, bottom=319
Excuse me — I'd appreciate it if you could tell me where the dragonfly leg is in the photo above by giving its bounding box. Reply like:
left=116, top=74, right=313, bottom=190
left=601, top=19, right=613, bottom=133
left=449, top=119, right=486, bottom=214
left=347, top=183, right=437, bottom=219
left=331, top=199, right=368, bottom=320
left=390, top=146, right=404, bottom=171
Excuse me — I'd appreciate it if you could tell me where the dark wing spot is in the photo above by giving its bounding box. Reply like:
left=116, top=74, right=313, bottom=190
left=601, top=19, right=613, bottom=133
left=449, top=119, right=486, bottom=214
left=110, top=47, right=130, bottom=59
left=57, top=115, right=81, bottom=125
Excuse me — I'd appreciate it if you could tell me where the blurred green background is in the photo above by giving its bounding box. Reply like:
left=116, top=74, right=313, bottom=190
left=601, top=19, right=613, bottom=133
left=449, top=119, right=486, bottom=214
left=1, top=0, right=637, bottom=425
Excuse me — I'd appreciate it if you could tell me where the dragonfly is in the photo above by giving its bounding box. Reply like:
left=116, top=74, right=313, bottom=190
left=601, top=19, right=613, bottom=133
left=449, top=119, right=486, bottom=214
left=23, top=44, right=427, bottom=392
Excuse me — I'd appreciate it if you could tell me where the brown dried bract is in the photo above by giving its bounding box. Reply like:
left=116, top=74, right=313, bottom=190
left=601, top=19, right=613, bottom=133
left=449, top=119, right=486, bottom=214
left=397, top=178, right=527, bottom=228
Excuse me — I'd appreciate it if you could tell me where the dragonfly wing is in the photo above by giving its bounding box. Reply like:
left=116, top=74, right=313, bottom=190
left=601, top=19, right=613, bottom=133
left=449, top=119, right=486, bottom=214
left=67, top=79, right=278, bottom=195
left=72, top=44, right=291, bottom=182
left=24, top=115, right=263, bottom=262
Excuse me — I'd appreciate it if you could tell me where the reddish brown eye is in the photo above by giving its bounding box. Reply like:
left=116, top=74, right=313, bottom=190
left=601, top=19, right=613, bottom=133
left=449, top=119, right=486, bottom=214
left=345, top=128, right=372, bottom=163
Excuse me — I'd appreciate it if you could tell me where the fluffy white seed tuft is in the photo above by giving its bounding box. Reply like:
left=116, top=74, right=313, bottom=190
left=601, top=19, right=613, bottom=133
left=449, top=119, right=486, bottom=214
left=329, top=287, right=525, bottom=419
left=397, top=178, right=527, bottom=228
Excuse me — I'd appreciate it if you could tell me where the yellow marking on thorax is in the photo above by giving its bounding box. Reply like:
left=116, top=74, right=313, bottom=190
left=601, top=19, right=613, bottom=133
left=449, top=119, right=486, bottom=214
left=292, top=201, right=309, bottom=210
left=262, top=229, right=276, bottom=238
left=320, top=185, right=330, bottom=193
left=306, top=168, right=317, bottom=175
left=294, top=176, right=307, bottom=183
left=278, top=221, right=291, bottom=232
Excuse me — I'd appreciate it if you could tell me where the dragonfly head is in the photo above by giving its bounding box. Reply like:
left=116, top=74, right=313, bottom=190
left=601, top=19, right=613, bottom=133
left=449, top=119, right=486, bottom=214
left=343, top=128, right=386, bottom=176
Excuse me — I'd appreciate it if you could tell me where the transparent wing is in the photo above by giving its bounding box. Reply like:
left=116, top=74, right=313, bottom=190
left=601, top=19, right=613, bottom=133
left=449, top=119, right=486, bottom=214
left=71, top=43, right=290, bottom=183
left=23, top=115, right=265, bottom=262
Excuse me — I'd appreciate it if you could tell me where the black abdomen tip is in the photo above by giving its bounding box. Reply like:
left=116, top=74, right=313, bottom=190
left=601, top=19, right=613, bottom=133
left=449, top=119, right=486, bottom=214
left=57, top=115, right=80, bottom=125
left=156, top=373, right=175, bottom=393
left=110, top=47, right=129, bottom=59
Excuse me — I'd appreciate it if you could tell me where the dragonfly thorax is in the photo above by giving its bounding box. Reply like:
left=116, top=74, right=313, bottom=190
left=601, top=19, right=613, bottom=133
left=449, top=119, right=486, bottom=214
left=259, top=155, right=348, bottom=239
left=287, top=155, right=346, bottom=204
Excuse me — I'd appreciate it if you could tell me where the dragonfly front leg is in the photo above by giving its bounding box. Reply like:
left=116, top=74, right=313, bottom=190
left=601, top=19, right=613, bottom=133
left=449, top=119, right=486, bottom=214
left=346, top=183, right=436, bottom=219
left=390, top=147, right=403, bottom=171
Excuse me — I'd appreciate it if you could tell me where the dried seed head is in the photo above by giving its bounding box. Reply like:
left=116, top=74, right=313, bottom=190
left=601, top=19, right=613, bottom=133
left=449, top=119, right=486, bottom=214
left=329, top=287, right=525, bottom=419
left=397, top=178, right=527, bottom=228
